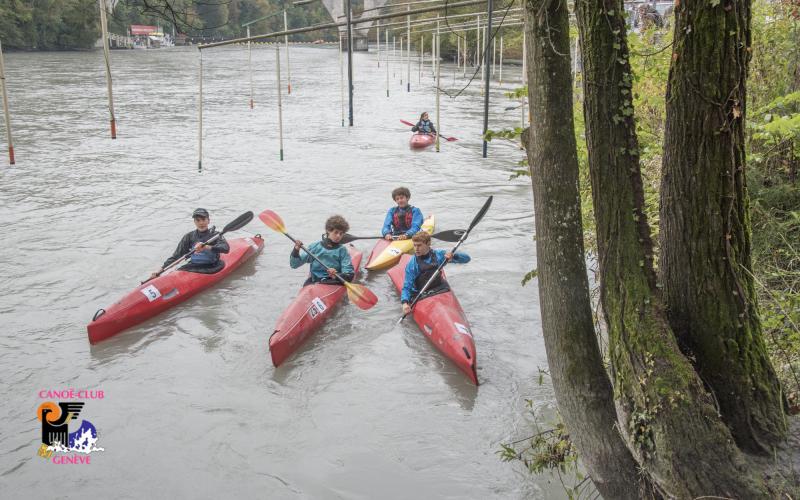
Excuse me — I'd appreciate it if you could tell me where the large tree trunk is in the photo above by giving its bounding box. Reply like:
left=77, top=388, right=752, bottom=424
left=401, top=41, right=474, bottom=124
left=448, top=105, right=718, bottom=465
left=522, top=2, right=645, bottom=498
left=574, top=0, right=766, bottom=496
left=660, top=0, right=787, bottom=453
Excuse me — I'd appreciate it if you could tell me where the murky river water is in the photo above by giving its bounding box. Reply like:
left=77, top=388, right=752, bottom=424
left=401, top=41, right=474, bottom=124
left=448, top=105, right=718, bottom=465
left=0, top=44, right=562, bottom=498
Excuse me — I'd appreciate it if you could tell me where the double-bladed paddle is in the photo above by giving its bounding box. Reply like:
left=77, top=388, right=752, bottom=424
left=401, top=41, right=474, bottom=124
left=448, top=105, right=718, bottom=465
left=142, top=211, right=254, bottom=284
left=340, top=229, right=466, bottom=245
left=400, top=119, right=458, bottom=142
left=398, top=196, right=493, bottom=323
left=259, top=210, right=378, bottom=311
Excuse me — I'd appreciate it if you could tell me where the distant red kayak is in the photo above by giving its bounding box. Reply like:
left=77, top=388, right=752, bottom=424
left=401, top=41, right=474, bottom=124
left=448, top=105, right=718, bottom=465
left=269, top=245, right=363, bottom=366
left=87, top=236, right=264, bottom=344
left=409, top=133, right=436, bottom=149
left=388, top=254, right=478, bottom=384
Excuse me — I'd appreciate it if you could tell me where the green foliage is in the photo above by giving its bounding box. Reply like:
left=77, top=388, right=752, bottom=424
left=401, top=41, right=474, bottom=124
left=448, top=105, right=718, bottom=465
left=499, top=399, right=594, bottom=499
left=0, top=0, right=101, bottom=50
left=0, top=0, right=337, bottom=49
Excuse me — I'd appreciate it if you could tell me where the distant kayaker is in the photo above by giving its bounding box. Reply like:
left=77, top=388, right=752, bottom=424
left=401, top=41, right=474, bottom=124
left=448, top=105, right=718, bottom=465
left=411, top=112, right=437, bottom=135
left=150, top=208, right=230, bottom=279
left=382, top=187, right=424, bottom=241
left=401, top=231, right=470, bottom=314
left=291, top=215, right=355, bottom=286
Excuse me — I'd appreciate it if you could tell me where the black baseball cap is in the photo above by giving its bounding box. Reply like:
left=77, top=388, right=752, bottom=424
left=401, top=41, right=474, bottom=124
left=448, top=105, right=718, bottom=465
left=192, top=208, right=210, bottom=218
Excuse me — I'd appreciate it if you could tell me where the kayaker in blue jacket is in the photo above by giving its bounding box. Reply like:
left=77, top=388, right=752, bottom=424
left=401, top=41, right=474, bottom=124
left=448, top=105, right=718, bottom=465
left=291, top=215, right=355, bottom=286
left=150, top=208, right=230, bottom=278
left=382, top=186, right=424, bottom=241
left=401, top=231, right=470, bottom=314
left=411, top=112, right=437, bottom=135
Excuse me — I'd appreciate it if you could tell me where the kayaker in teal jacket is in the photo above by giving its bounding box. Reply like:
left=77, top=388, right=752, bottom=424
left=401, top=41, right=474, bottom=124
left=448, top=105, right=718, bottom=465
left=401, top=231, right=470, bottom=314
left=411, top=112, right=437, bottom=135
left=291, top=215, right=355, bottom=286
left=382, top=186, right=424, bottom=240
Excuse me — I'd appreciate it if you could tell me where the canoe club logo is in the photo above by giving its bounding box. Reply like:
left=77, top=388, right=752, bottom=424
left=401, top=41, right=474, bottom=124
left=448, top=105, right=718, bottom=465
left=36, top=389, right=105, bottom=464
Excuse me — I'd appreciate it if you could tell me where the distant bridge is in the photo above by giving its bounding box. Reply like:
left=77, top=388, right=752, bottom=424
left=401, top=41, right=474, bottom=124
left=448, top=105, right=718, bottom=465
left=319, top=0, right=390, bottom=39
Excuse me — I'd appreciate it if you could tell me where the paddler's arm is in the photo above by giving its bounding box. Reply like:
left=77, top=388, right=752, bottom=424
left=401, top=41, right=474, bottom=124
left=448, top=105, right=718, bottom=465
left=438, top=249, right=470, bottom=264
left=339, top=247, right=355, bottom=282
left=209, top=233, right=229, bottom=255
left=400, top=258, right=418, bottom=304
left=162, top=232, right=193, bottom=269
left=406, top=208, right=424, bottom=237
left=289, top=240, right=311, bottom=268
left=381, top=208, right=394, bottom=237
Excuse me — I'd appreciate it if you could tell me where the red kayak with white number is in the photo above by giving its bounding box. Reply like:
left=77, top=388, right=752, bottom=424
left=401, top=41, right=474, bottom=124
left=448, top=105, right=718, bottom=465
left=269, top=245, right=363, bottom=367
left=409, top=133, right=436, bottom=149
left=388, top=254, right=478, bottom=385
left=87, top=236, right=264, bottom=344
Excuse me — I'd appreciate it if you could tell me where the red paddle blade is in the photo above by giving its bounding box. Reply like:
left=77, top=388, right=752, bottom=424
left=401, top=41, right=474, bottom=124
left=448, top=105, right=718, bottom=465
left=344, top=282, right=379, bottom=310
left=446, top=137, right=458, bottom=142
left=400, top=119, right=414, bottom=127
left=258, top=210, right=286, bottom=234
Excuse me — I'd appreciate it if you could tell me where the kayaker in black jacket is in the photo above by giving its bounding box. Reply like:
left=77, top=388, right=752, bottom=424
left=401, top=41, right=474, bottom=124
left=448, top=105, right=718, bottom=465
left=411, top=112, right=437, bottom=135
left=149, top=208, right=230, bottom=279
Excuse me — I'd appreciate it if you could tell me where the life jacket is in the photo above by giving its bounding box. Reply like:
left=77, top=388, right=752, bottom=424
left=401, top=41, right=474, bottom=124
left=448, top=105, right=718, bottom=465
left=189, top=230, right=220, bottom=266
left=418, top=120, right=433, bottom=133
left=190, top=248, right=219, bottom=266
left=392, top=206, right=415, bottom=234
left=414, top=251, right=448, bottom=295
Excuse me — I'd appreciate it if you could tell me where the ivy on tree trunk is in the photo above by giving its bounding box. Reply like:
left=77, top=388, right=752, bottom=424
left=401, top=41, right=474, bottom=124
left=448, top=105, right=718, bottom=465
left=573, top=0, right=766, bottom=496
left=660, top=0, right=787, bottom=454
left=522, top=1, right=646, bottom=498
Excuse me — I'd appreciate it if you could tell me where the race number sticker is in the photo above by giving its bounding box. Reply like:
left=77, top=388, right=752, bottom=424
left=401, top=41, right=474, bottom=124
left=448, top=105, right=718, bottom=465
left=388, top=248, right=402, bottom=256
left=309, top=297, right=328, bottom=319
left=140, top=285, right=161, bottom=302
left=454, top=322, right=472, bottom=337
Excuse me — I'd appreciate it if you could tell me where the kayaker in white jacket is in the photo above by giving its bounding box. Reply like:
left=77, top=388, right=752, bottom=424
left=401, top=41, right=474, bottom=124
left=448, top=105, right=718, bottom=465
left=401, top=231, right=470, bottom=314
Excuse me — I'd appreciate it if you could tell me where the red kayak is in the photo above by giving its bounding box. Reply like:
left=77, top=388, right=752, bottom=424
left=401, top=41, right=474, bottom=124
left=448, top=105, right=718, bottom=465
left=409, top=133, right=436, bottom=149
left=269, top=245, right=363, bottom=366
left=87, top=236, right=264, bottom=344
left=388, top=254, right=478, bottom=384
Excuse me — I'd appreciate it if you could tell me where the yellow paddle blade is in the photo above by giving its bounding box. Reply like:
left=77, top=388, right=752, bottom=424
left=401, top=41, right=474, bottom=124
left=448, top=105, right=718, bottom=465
left=258, top=210, right=286, bottom=234
left=344, top=282, right=378, bottom=310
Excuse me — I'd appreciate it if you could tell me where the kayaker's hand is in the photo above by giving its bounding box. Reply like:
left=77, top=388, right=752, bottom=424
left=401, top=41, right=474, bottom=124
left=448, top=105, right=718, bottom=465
left=326, top=268, right=337, bottom=278
left=402, top=303, right=412, bottom=315
left=445, top=252, right=454, bottom=261
left=383, top=234, right=393, bottom=241
left=149, top=272, right=159, bottom=280
left=397, top=234, right=408, bottom=240
left=193, top=242, right=206, bottom=253
left=294, top=240, right=303, bottom=250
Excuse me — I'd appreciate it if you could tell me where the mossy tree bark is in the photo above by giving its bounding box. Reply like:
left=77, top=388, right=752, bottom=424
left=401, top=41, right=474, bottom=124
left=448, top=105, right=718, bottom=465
left=659, top=0, right=787, bottom=453
left=573, top=1, right=766, bottom=496
left=522, top=2, right=646, bottom=498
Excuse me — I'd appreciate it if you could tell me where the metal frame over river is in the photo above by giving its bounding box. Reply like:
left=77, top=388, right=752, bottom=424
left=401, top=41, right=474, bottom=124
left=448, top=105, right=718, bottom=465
left=0, top=46, right=562, bottom=498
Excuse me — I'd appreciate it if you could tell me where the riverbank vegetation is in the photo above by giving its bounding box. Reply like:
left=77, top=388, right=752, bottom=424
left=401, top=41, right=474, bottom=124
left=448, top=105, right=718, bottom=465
left=0, top=0, right=335, bottom=50
left=498, top=0, right=799, bottom=497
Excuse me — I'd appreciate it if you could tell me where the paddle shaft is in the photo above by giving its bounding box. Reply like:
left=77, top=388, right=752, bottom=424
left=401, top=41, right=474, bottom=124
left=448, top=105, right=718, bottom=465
left=283, top=232, right=352, bottom=286
left=143, top=230, right=221, bottom=284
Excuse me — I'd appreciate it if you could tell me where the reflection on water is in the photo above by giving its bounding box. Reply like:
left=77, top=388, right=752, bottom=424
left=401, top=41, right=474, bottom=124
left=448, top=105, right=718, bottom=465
left=0, top=46, right=560, bottom=498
